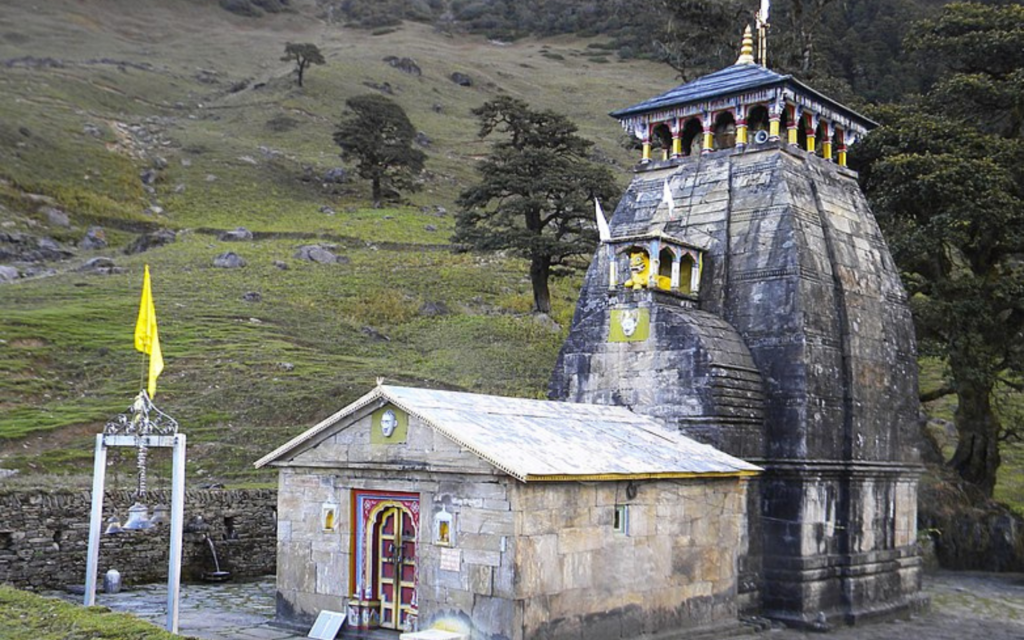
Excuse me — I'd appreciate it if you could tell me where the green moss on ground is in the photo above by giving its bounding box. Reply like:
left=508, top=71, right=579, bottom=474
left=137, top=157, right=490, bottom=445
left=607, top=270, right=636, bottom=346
left=0, top=585, right=190, bottom=640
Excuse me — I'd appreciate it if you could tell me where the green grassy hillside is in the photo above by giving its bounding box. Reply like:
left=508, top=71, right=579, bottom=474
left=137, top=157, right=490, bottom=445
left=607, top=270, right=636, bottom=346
left=2, top=0, right=1023, bottom=511
left=0, top=0, right=676, bottom=485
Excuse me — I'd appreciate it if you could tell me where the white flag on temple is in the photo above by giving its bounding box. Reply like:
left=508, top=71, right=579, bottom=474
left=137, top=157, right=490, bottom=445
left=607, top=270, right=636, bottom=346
left=759, top=0, right=770, bottom=24
left=595, top=198, right=610, bottom=241
left=662, top=180, right=675, bottom=220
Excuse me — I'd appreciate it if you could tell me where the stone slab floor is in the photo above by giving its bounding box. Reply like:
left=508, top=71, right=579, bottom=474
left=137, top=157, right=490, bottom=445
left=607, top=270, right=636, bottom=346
left=57, top=571, right=1024, bottom=640
left=62, top=578, right=304, bottom=640
left=742, top=571, right=1024, bottom=640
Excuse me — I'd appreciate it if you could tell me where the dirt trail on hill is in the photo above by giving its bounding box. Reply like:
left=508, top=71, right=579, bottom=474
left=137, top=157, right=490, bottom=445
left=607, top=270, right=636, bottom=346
left=741, top=571, right=1024, bottom=640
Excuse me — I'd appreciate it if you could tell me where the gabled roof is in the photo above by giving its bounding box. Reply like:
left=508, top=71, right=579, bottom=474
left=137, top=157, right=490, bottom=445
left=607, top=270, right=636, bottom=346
left=254, top=384, right=760, bottom=482
left=611, top=64, right=788, bottom=118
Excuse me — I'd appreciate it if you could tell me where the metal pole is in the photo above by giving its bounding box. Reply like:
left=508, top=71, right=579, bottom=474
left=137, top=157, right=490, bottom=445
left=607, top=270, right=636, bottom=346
left=166, top=433, right=187, bottom=633
left=84, top=434, right=107, bottom=606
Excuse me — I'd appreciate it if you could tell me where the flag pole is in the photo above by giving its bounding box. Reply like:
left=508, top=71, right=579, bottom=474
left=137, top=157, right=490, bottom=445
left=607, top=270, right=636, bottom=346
left=138, top=351, right=148, bottom=395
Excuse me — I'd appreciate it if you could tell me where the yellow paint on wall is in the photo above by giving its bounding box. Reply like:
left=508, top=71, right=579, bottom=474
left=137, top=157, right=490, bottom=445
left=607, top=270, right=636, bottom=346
left=609, top=308, right=650, bottom=343
left=370, top=405, right=408, bottom=444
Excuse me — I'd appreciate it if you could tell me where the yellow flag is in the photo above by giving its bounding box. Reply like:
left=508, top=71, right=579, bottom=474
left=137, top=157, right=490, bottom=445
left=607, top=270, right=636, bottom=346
left=134, top=264, right=164, bottom=398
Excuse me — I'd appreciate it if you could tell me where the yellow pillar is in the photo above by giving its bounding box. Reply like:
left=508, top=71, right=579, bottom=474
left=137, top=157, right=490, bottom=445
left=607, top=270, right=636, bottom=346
left=642, top=141, right=651, bottom=163
left=806, top=134, right=816, bottom=153
left=703, top=131, right=714, bottom=153
left=787, top=125, right=798, bottom=146
left=672, top=136, right=682, bottom=158
left=820, top=122, right=832, bottom=160
left=769, top=117, right=780, bottom=140
left=838, top=148, right=848, bottom=167
left=736, top=123, right=748, bottom=146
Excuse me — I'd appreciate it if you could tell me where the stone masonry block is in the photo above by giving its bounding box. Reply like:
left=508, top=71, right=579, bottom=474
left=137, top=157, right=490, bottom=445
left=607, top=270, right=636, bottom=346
left=561, top=551, right=593, bottom=590
left=463, top=549, right=501, bottom=567
left=518, top=534, right=562, bottom=595
left=557, top=526, right=606, bottom=555
left=493, top=560, right=515, bottom=599
left=473, top=595, right=515, bottom=636
left=469, top=563, right=493, bottom=596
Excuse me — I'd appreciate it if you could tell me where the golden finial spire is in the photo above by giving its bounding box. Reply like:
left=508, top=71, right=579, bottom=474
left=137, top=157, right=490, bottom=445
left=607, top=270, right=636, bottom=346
left=736, top=25, right=756, bottom=65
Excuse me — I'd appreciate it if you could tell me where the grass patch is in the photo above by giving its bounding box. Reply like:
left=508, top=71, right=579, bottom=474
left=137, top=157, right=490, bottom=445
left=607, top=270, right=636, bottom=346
left=0, top=230, right=574, bottom=479
left=0, top=585, right=186, bottom=640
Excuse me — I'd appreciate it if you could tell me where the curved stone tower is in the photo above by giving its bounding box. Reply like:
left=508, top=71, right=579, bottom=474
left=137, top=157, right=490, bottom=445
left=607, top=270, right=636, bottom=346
left=550, top=51, right=924, bottom=626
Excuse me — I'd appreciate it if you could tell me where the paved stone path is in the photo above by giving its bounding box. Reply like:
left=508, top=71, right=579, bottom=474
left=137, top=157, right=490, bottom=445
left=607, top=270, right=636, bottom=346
left=75, top=578, right=304, bottom=640
left=68, top=571, right=1024, bottom=640
left=738, top=571, right=1024, bottom=640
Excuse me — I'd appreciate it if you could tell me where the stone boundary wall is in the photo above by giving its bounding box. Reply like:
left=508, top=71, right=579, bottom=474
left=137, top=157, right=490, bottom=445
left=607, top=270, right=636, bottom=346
left=0, top=488, right=277, bottom=590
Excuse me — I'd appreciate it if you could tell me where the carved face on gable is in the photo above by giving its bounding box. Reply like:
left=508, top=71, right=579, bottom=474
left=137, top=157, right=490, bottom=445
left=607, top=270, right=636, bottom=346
left=381, top=410, right=398, bottom=437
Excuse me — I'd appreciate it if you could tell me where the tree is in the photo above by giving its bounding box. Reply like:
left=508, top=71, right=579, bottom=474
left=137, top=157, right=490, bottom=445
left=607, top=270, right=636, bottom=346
left=906, top=2, right=1024, bottom=140
left=853, top=3, right=1024, bottom=496
left=453, top=96, right=619, bottom=314
left=333, top=94, right=426, bottom=208
left=648, top=0, right=748, bottom=80
left=281, top=42, right=325, bottom=87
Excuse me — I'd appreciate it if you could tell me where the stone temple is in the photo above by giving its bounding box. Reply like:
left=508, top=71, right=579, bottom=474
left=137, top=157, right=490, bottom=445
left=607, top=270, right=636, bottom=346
left=259, top=30, right=926, bottom=639
left=549, top=30, right=925, bottom=627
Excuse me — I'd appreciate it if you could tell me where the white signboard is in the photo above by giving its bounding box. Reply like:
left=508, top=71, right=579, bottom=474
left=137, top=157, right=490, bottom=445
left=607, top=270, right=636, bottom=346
left=439, top=547, right=461, bottom=572
left=308, top=610, right=346, bottom=639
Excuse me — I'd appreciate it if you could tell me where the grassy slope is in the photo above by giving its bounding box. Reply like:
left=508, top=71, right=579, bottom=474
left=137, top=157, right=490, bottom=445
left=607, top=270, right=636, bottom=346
left=0, top=0, right=675, bottom=485
left=1, top=0, right=1022, bottom=511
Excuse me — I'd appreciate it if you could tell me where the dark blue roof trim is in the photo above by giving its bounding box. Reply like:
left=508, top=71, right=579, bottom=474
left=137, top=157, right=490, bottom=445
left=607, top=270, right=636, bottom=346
left=610, top=63, right=877, bottom=130
left=611, top=64, right=789, bottom=117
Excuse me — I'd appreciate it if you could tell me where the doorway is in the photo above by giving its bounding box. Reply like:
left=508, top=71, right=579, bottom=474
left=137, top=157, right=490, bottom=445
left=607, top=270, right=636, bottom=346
left=372, top=504, right=417, bottom=629
left=354, top=491, right=420, bottom=631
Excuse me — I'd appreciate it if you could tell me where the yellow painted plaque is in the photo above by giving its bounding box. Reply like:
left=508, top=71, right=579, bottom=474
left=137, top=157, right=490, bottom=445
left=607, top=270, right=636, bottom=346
left=371, top=405, right=408, bottom=444
left=609, top=308, right=650, bottom=342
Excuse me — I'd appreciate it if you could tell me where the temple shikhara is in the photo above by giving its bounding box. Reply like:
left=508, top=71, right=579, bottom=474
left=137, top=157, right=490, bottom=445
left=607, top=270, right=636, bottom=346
left=551, top=24, right=923, bottom=627
left=260, top=24, right=924, bottom=640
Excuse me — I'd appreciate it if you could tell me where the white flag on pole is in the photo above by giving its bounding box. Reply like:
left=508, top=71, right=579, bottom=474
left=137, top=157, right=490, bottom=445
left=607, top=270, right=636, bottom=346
left=595, top=198, right=610, bottom=241
left=662, top=180, right=675, bottom=220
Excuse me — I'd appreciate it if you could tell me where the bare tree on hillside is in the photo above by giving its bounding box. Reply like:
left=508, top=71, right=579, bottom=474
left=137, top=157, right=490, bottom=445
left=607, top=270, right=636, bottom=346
left=281, top=42, right=325, bottom=87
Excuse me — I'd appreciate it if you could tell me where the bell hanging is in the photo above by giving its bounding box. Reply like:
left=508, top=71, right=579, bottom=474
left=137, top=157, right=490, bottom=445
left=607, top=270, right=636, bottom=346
left=104, top=516, right=123, bottom=535
left=150, top=504, right=170, bottom=526
left=122, top=502, right=152, bottom=530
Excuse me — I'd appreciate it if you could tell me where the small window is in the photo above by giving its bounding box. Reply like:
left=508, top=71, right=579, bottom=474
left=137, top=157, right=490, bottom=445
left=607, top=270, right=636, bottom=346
left=321, top=503, right=338, bottom=532
left=613, top=505, right=629, bottom=534
left=434, top=506, right=454, bottom=546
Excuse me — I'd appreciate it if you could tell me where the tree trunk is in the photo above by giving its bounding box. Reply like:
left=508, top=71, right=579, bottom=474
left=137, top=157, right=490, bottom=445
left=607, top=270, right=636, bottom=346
left=297, top=60, right=306, bottom=87
left=950, top=380, right=1001, bottom=496
left=530, top=254, right=552, bottom=314
left=372, top=176, right=382, bottom=209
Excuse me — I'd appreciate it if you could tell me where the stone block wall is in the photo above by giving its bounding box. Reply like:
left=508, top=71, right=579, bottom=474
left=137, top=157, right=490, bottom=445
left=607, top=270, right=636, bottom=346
left=0, top=488, right=276, bottom=590
left=419, top=476, right=517, bottom=638
left=511, top=478, right=748, bottom=640
left=274, top=406, right=513, bottom=630
left=274, top=465, right=518, bottom=638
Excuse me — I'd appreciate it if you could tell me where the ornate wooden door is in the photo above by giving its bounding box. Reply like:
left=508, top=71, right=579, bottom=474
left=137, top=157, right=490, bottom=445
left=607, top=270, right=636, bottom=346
left=375, top=505, right=417, bottom=630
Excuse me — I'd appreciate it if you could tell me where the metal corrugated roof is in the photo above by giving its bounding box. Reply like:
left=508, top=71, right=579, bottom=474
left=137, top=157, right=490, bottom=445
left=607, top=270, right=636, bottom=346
left=611, top=63, right=788, bottom=118
left=255, top=385, right=760, bottom=482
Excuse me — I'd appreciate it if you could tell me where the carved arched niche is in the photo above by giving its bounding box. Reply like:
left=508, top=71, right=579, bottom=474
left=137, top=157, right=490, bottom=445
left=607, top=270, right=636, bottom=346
left=609, top=236, right=703, bottom=296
